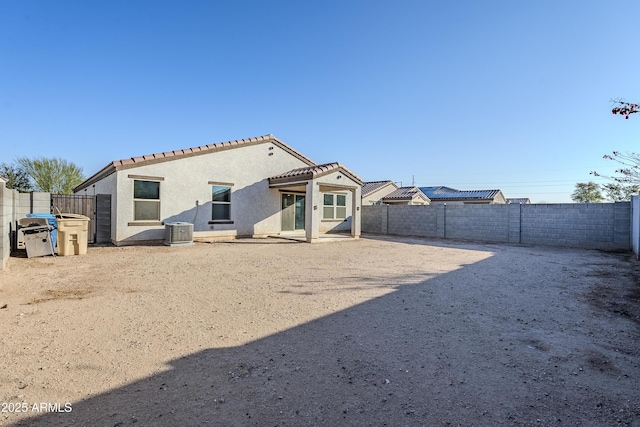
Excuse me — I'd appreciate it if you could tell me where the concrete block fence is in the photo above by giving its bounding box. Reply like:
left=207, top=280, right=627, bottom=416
left=0, top=183, right=50, bottom=269
left=632, top=195, right=640, bottom=259
left=363, top=202, right=636, bottom=253
left=3, top=189, right=639, bottom=268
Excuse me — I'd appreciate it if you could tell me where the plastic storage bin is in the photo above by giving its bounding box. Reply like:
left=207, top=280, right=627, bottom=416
left=56, top=213, right=90, bottom=256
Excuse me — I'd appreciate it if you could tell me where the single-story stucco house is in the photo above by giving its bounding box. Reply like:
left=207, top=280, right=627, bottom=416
left=362, top=181, right=398, bottom=205
left=74, top=134, right=363, bottom=245
left=362, top=181, right=430, bottom=205
left=380, top=186, right=430, bottom=205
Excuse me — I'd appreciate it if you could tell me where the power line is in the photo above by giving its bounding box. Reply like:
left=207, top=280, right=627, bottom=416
left=414, top=177, right=614, bottom=188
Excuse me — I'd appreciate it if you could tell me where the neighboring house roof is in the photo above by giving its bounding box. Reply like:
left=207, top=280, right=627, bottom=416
left=75, top=134, right=316, bottom=192
left=381, top=186, right=430, bottom=203
left=269, top=162, right=363, bottom=186
left=507, top=198, right=531, bottom=204
left=420, top=186, right=503, bottom=201
left=0, top=174, right=6, bottom=183
left=362, top=180, right=396, bottom=197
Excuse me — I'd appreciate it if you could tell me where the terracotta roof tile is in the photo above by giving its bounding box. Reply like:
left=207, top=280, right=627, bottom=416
left=74, top=134, right=318, bottom=192
left=362, top=180, right=396, bottom=196
left=269, top=162, right=363, bottom=185
left=382, top=186, right=430, bottom=202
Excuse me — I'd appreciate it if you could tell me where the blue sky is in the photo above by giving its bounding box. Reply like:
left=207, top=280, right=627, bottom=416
left=1, top=1, right=638, bottom=203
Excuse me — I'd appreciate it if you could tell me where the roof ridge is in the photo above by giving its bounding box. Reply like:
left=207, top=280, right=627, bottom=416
left=74, top=134, right=316, bottom=192
left=269, top=162, right=363, bottom=185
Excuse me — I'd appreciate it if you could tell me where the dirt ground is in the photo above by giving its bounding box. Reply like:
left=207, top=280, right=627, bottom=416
left=0, top=235, right=639, bottom=426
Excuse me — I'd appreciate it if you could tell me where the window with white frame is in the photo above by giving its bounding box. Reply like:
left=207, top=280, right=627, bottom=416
left=323, top=193, right=347, bottom=219
left=133, top=180, right=160, bottom=221
left=212, top=185, right=231, bottom=221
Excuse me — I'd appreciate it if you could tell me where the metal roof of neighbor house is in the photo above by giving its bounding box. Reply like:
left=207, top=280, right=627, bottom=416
left=419, top=186, right=502, bottom=200
left=74, top=135, right=317, bottom=192
left=269, top=162, right=363, bottom=186
left=381, top=186, right=430, bottom=202
left=362, top=180, right=396, bottom=197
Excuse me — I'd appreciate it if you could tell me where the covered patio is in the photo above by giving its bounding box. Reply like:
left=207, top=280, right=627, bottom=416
left=268, top=232, right=356, bottom=243
left=268, top=162, right=362, bottom=243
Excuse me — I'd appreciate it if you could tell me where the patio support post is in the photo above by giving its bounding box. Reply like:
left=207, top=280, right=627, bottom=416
left=351, top=186, right=361, bottom=238
left=305, top=179, right=320, bottom=243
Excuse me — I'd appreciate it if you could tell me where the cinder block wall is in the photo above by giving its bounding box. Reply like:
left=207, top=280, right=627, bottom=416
left=387, top=205, right=438, bottom=238
left=361, top=204, right=388, bottom=234
left=520, top=203, right=629, bottom=250
left=0, top=183, right=11, bottom=269
left=362, top=202, right=632, bottom=251
left=630, top=195, right=639, bottom=259
left=0, top=190, right=51, bottom=270
left=15, top=192, right=50, bottom=219
left=443, top=205, right=509, bottom=242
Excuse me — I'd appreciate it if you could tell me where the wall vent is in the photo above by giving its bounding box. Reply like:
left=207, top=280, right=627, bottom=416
left=164, top=222, right=194, bottom=246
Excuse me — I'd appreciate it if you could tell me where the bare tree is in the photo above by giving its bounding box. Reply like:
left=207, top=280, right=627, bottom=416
left=591, top=151, right=640, bottom=186
left=589, top=100, right=640, bottom=197
left=611, top=99, right=639, bottom=119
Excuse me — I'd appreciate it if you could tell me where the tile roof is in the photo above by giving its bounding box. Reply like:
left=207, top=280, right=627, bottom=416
left=419, top=186, right=502, bottom=200
left=75, top=135, right=316, bottom=192
left=362, top=180, right=396, bottom=197
left=381, top=186, right=430, bottom=202
left=269, top=162, right=363, bottom=186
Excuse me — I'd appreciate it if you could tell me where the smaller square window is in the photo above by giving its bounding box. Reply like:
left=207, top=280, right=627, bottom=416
left=323, top=193, right=347, bottom=220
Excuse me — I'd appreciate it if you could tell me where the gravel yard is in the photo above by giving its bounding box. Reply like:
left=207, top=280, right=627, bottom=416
left=1, top=235, right=639, bottom=426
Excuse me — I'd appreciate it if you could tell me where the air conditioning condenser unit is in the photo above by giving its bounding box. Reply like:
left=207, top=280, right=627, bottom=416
left=164, top=222, right=194, bottom=246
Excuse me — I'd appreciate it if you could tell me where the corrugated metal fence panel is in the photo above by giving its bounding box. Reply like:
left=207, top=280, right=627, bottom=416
left=51, top=195, right=96, bottom=243
left=95, top=194, right=112, bottom=244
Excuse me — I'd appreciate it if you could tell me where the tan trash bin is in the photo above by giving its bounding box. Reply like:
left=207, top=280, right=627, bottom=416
left=56, top=213, right=90, bottom=256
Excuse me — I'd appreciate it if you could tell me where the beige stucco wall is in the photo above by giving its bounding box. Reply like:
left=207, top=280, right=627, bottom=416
left=83, top=142, right=315, bottom=244
left=78, top=173, right=118, bottom=242
left=316, top=172, right=361, bottom=235
left=362, top=183, right=397, bottom=205
left=493, top=192, right=507, bottom=204
left=320, top=189, right=352, bottom=233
